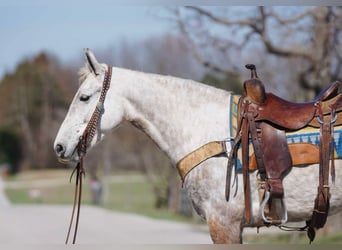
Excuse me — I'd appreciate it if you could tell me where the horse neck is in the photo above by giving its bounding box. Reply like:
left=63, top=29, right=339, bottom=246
left=113, top=67, right=231, bottom=164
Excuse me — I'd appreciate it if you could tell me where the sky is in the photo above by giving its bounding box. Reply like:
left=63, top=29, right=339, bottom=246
left=0, top=1, right=174, bottom=78
left=1, top=1, right=338, bottom=79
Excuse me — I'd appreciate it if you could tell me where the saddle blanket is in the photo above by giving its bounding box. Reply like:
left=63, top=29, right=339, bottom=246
left=230, top=95, right=342, bottom=171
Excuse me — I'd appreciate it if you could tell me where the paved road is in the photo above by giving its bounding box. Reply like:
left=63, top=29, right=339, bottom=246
left=0, top=177, right=211, bottom=244
left=0, top=176, right=294, bottom=245
left=0, top=205, right=212, bottom=244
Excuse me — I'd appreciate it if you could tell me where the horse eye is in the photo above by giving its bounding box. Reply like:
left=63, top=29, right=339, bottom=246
left=80, top=95, right=90, bottom=102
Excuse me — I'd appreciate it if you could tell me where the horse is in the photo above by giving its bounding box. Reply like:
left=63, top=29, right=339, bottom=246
left=54, top=48, right=342, bottom=244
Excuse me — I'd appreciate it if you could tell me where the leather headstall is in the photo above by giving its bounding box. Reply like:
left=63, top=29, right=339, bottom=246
left=65, top=65, right=112, bottom=244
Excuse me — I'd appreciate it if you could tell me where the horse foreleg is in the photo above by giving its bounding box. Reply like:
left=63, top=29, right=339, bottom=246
left=207, top=218, right=242, bottom=244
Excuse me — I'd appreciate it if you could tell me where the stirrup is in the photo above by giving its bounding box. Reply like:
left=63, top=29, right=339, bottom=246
left=260, top=191, right=288, bottom=225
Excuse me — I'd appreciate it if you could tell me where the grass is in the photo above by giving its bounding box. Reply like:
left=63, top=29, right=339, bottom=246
left=4, top=169, right=192, bottom=222
left=102, top=179, right=189, bottom=221
left=4, top=169, right=342, bottom=243
left=244, top=231, right=342, bottom=244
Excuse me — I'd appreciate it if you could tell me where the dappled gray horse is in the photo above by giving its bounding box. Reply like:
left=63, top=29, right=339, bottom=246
left=54, top=49, right=342, bottom=243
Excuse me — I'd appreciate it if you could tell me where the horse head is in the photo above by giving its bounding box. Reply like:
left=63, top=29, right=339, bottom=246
left=54, top=49, right=124, bottom=162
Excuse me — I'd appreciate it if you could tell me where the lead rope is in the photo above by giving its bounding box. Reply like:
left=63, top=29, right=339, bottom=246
left=65, top=66, right=112, bottom=244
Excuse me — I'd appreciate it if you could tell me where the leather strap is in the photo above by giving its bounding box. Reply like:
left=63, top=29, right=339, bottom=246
left=65, top=160, right=84, bottom=244
left=78, top=66, right=112, bottom=156
left=307, top=102, right=334, bottom=242
left=226, top=97, right=244, bottom=201
left=246, top=106, right=266, bottom=179
left=242, top=113, right=252, bottom=224
left=176, top=141, right=227, bottom=183
left=66, top=66, right=112, bottom=244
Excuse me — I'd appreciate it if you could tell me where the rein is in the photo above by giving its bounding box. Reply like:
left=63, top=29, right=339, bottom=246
left=65, top=65, right=112, bottom=244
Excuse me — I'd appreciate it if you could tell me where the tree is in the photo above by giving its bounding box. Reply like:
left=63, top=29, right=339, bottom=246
left=0, top=128, right=22, bottom=174
left=175, top=6, right=342, bottom=100
left=202, top=73, right=243, bottom=94
left=0, top=52, right=74, bottom=170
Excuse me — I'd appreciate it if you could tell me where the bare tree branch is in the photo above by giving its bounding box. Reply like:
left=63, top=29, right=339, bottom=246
left=186, top=7, right=314, bottom=61
left=269, top=7, right=316, bottom=24
left=254, top=7, right=314, bottom=61
left=176, top=8, right=239, bottom=77
left=176, top=6, right=342, bottom=96
left=185, top=6, right=255, bottom=26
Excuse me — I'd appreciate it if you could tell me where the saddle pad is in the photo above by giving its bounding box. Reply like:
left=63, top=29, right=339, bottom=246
left=229, top=95, right=342, bottom=171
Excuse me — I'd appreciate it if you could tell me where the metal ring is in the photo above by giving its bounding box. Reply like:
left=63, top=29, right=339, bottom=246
left=316, top=116, right=323, bottom=124
left=316, top=112, right=337, bottom=125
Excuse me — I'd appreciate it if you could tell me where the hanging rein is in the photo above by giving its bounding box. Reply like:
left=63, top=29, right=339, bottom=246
left=65, top=66, right=112, bottom=244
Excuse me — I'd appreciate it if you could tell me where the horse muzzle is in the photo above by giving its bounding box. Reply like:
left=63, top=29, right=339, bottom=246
left=54, top=143, right=79, bottom=163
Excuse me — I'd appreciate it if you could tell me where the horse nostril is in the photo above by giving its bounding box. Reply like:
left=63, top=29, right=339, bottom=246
left=55, top=144, right=66, bottom=155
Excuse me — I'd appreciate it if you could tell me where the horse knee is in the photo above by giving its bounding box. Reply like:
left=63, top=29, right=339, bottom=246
left=208, top=219, right=242, bottom=244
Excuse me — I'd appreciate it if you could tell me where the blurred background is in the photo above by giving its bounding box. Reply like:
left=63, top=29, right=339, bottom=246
left=1, top=3, right=342, bottom=243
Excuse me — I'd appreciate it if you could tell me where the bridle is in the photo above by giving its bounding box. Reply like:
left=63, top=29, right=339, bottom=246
left=65, top=65, right=112, bottom=244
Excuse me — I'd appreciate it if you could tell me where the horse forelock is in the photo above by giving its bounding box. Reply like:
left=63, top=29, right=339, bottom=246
left=78, top=64, right=92, bottom=85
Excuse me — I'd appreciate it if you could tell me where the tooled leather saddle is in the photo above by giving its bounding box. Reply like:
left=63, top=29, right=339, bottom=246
left=176, top=64, right=342, bottom=242
left=226, top=64, right=342, bottom=242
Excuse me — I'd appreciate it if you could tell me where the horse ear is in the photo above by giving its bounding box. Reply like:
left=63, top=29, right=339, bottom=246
left=84, top=48, right=103, bottom=75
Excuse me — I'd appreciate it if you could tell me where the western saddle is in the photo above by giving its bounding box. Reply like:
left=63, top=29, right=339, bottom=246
left=176, top=64, right=342, bottom=242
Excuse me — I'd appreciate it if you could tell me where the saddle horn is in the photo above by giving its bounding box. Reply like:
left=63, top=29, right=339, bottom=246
left=245, top=64, right=258, bottom=79
left=243, top=64, right=266, bottom=104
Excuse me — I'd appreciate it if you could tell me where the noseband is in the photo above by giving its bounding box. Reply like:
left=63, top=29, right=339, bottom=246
left=66, top=65, right=112, bottom=244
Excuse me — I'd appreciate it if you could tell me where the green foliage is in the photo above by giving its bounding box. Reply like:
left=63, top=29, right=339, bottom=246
left=0, top=53, right=68, bottom=127
left=5, top=170, right=192, bottom=222
left=201, top=73, right=243, bottom=95
left=0, top=52, right=75, bottom=170
left=0, top=128, right=22, bottom=174
left=244, top=230, right=342, bottom=244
